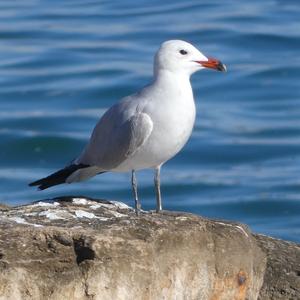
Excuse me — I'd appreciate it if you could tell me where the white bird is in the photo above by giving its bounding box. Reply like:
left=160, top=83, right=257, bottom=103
left=29, top=40, right=226, bottom=214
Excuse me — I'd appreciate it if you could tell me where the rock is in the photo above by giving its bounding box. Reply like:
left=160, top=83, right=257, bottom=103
left=0, top=196, right=299, bottom=300
left=0, top=204, right=9, bottom=210
left=255, top=234, right=300, bottom=299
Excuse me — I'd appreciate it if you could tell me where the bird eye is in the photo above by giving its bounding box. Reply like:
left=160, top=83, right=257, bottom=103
left=179, top=49, right=188, bottom=55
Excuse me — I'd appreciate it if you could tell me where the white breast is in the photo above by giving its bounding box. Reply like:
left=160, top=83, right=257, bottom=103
left=114, top=74, right=196, bottom=172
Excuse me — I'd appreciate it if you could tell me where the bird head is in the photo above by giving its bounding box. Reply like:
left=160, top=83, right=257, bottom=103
left=154, top=40, right=226, bottom=76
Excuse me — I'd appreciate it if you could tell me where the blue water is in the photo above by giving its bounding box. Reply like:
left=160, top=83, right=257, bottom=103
left=1, top=0, right=300, bottom=243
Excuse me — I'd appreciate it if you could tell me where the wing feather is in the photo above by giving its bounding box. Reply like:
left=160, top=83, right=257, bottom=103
left=78, top=110, right=153, bottom=170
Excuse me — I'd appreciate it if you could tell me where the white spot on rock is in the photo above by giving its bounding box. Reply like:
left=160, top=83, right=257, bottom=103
left=32, top=201, right=60, bottom=207
left=24, top=212, right=38, bottom=217
left=109, top=201, right=131, bottom=209
left=74, top=210, right=109, bottom=221
left=39, top=211, right=65, bottom=220
left=11, top=217, right=28, bottom=224
left=90, top=203, right=112, bottom=210
left=72, top=198, right=89, bottom=205
left=109, top=211, right=127, bottom=218
left=216, top=221, right=249, bottom=238
left=10, top=216, right=43, bottom=227
left=235, top=225, right=249, bottom=238
left=75, top=210, right=96, bottom=219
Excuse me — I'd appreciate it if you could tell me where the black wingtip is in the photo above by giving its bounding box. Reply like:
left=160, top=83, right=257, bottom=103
left=28, top=178, right=46, bottom=189
left=28, top=164, right=90, bottom=191
left=28, top=181, right=38, bottom=187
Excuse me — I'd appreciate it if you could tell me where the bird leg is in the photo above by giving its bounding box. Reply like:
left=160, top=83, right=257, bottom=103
left=154, top=166, right=162, bottom=212
left=131, top=170, right=141, bottom=215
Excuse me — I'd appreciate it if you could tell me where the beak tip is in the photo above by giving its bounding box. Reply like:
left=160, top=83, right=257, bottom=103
left=218, top=63, right=227, bottom=72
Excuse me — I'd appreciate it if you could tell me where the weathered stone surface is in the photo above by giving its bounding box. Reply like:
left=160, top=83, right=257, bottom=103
left=255, top=234, right=300, bottom=300
left=0, top=196, right=299, bottom=300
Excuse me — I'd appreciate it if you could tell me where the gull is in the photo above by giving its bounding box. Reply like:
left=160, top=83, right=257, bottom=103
left=29, top=40, right=226, bottom=214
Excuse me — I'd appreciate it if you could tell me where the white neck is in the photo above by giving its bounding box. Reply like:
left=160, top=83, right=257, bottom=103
left=153, top=69, right=193, bottom=98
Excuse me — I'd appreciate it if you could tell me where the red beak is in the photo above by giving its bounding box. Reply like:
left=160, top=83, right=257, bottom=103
left=196, top=57, right=227, bottom=72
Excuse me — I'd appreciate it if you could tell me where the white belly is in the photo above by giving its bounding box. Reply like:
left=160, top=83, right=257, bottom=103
left=114, top=96, right=196, bottom=172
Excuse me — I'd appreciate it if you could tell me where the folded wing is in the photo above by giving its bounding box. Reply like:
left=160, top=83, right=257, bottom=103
left=78, top=111, right=153, bottom=170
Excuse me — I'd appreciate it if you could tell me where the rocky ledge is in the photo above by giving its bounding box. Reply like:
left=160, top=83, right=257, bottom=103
left=0, top=197, right=299, bottom=300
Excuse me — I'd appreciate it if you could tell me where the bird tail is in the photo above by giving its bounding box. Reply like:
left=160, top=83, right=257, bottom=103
left=29, top=164, right=93, bottom=190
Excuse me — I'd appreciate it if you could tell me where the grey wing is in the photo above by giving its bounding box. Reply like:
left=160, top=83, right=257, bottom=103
left=77, top=111, right=153, bottom=170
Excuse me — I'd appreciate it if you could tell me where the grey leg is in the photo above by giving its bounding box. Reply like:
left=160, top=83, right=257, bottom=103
left=154, top=166, right=162, bottom=212
left=131, top=170, right=141, bottom=215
